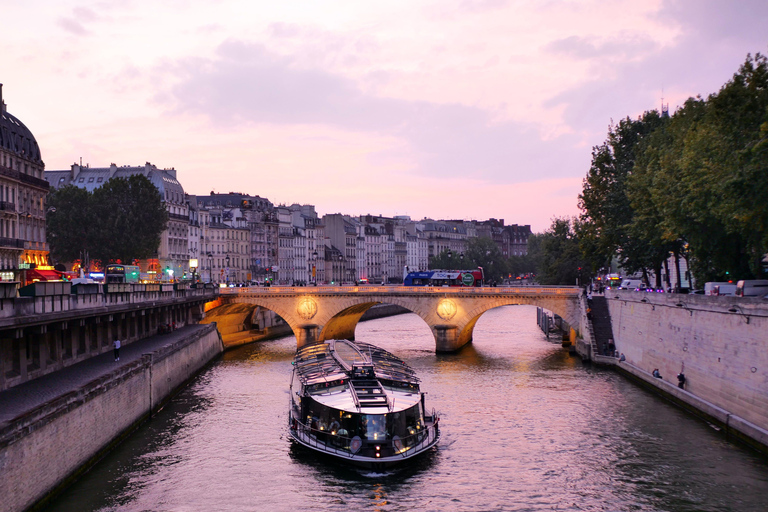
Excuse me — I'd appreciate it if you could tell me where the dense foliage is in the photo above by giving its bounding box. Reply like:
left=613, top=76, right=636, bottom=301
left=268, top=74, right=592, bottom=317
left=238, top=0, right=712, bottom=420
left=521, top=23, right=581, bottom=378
left=47, top=175, right=168, bottom=267
left=578, top=52, right=768, bottom=284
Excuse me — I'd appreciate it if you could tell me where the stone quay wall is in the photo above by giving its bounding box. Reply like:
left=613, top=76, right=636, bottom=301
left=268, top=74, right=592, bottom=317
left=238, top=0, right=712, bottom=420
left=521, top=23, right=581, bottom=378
left=605, top=291, right=768, bottom=451
left=0, top=324, right=223, bottom=512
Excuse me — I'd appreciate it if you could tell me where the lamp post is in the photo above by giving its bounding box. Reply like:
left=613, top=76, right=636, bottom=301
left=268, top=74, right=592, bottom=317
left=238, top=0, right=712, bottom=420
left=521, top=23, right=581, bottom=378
left=207, top=253, right=213, bottom=283
left=460, top=252, right=464, bottom=268
left=447, top=249, right=452, bottom=269
left=225, top=255, right=230, bottom=284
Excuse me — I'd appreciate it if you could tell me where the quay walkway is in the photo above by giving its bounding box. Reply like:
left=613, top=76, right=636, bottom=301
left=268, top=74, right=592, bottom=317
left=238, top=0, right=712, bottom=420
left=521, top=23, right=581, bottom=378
left=0, top=325, right=210, bottom=426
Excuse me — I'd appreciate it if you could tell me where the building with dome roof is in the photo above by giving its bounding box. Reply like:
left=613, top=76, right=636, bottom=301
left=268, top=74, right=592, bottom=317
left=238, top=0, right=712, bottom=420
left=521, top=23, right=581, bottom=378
left=0, top=84, right=51, bottom=281
left=45, top=162, right=189, bottom=280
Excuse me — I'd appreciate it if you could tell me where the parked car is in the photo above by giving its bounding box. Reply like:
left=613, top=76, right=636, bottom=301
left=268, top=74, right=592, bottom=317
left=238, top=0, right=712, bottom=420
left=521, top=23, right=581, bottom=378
left=619, top=279, right=644, bottom=290
left=735, top=280, right=768, bottom=297
left=704, top=282, right=737, bottom=296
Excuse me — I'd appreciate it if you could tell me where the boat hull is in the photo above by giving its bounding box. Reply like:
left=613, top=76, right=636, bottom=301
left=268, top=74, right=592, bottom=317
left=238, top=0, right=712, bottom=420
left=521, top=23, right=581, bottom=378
left=288, top=410, right=440, bottom=469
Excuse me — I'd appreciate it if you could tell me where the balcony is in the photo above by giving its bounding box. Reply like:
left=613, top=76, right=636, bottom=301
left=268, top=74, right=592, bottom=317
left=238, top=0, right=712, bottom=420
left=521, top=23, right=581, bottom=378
left=0, top=237, right=26, bottom=250
left=0, top=201, right=16, bottom=212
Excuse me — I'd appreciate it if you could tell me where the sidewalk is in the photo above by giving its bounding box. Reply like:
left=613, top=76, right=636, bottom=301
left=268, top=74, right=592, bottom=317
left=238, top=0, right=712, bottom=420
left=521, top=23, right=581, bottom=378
left=0, top=325, right=212, bottom=425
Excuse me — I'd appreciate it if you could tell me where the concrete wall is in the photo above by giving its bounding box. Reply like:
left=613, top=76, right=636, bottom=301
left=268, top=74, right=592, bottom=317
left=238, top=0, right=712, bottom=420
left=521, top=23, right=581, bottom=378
left=0, top=324, right=223, bottom=512
left=605, top=291, right=768, bottom=449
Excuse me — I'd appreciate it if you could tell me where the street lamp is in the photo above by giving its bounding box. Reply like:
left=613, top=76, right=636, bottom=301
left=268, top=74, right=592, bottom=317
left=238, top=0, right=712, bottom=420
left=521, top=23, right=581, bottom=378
left=460, top=253, right=464, bottom=267
left=207, top=253, right=213, bottom=283
left=225, top=255, right=230, bottom=284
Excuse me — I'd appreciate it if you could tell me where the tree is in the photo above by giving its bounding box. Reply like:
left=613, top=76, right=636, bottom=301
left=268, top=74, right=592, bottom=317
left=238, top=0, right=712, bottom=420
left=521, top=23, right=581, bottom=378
left=578, top=111, right=664, bottom=279
left=46, top=185, right=93, bottom=264
left=536, top=217, right=590, bottom=285
left=47, top=175, right=168, bottom=268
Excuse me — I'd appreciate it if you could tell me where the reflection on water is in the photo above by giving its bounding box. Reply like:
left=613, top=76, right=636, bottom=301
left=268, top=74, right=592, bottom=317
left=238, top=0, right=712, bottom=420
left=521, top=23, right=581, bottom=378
left=49, top=306, right=768, bottom=512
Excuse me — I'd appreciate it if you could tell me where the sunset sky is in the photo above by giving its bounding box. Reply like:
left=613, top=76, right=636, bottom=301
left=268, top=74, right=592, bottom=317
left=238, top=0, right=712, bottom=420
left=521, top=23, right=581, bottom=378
left=2, top=0, right=766, bottom=232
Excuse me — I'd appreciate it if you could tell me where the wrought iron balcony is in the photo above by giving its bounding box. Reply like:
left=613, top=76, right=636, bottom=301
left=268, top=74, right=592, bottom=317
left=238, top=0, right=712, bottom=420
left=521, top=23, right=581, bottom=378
left=0, top=237, right=26, bottom=249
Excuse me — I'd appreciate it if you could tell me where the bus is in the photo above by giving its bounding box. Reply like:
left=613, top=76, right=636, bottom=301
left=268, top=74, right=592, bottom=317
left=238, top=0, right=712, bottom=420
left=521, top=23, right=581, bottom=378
left=105, top=264, right=141, bottom=284
left=403, top=267, right=484, bottom=287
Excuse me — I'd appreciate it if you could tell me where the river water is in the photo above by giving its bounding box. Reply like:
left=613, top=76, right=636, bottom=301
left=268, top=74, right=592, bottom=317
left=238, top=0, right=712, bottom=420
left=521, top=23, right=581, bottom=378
left=49, top=306, right=768, bottom=512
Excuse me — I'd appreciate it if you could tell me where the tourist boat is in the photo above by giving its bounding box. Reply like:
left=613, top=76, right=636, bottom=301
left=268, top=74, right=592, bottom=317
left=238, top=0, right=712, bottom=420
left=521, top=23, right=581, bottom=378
left=288, top=339, right=440, bottom=468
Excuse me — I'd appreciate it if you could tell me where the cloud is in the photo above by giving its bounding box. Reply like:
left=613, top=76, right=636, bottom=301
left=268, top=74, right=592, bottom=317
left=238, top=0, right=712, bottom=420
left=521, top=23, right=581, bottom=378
left=162, top=40, right=583, bottom=183
left=57, top=6, right=101, bottom=36
left=545, top=35, right=658, bottom=60
left=544, top=1, right=768, bottom=139
left=656, top=0, right=768, bottom=45
left=57, top=17, right=90, bottom=36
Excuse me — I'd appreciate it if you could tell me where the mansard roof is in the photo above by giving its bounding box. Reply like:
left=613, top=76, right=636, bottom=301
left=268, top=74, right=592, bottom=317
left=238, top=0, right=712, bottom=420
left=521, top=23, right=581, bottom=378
left=0, top=105, right=43, bottom=164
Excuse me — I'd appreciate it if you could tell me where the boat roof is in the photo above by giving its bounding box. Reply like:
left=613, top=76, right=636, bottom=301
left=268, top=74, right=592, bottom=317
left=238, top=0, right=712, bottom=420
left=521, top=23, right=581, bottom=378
left=293, top=340, right=419, bottom=387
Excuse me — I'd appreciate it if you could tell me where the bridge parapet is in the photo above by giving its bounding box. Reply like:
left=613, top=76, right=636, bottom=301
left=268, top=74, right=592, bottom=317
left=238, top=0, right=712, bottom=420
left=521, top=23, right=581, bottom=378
left=0, top=284, right=219, bottom=328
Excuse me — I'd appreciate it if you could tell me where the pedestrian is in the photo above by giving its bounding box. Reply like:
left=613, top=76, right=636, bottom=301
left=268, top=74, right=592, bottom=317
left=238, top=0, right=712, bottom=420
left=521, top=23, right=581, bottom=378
left=677, top=373, right=686, bottom=389
left=113, top=338, right=121, bottom=361
left=652, top=368, right=661, bottom=378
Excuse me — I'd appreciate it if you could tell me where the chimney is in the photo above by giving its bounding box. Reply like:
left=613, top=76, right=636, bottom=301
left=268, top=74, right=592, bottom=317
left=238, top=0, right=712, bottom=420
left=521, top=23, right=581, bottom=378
left=0, top=83, right=5, bottom=113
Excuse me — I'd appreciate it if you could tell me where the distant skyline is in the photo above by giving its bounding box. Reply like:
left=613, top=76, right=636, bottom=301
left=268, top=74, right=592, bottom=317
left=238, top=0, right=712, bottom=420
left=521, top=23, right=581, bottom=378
left=2, top=0, right=766, bottom=232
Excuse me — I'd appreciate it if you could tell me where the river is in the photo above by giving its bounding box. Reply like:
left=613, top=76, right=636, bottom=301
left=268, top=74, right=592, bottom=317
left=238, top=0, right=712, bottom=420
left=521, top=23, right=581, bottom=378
left=49, top=306, right=768, bottom=511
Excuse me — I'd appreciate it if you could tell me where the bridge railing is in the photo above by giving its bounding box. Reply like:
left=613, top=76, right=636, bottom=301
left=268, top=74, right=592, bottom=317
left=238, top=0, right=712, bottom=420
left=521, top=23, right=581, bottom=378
left=222, top=285, right=580, bottom=296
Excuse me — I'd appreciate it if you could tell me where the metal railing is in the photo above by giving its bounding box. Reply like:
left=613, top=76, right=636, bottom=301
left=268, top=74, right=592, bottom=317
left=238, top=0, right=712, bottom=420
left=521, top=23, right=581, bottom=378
left=290, top=415, right=440, bottom=460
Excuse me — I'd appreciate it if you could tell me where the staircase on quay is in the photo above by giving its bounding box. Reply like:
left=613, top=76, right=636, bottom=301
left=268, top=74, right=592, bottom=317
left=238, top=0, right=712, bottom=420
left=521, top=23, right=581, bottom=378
left=589, top=295, right=615, bottom=357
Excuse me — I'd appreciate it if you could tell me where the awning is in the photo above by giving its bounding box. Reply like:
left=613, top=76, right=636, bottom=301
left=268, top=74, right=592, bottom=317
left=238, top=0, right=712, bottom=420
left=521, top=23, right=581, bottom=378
left=26, top=269, right=63, bottom=281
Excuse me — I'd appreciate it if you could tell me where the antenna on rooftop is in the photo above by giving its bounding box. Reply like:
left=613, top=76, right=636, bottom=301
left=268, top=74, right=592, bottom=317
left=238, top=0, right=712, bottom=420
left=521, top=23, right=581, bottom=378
left=661, top=87, right=669, bottom=118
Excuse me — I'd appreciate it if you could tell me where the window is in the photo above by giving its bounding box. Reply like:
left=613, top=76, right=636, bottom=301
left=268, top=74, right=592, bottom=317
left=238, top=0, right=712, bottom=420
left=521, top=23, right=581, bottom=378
left=88, top=178, right=94, bottom=183
left=97, top=177, right=103, bottom=183
left=78, top=178, right=84, bottom=183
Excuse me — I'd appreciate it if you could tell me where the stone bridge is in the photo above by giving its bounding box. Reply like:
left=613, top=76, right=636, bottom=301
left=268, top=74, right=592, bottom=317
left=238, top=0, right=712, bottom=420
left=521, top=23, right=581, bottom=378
left=213, top=285, right=582, bottom=352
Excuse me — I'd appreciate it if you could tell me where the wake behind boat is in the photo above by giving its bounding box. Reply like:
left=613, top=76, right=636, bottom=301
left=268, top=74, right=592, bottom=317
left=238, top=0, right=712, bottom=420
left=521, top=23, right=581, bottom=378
left=288, top=340, right=440, bottom=468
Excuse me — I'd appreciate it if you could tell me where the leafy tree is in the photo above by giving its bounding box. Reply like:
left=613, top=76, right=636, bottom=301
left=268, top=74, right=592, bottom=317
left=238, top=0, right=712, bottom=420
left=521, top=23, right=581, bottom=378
left=47, top=175, right=168, bottom=268
left=579, top=111, right=665, bottom=280
left=46, top=185, right=93, bottom=263
left=536, top=217, right=590, bottom=285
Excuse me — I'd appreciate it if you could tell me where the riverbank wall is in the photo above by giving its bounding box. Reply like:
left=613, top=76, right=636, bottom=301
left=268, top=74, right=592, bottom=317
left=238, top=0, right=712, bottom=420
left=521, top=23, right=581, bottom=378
left=0, top=324, right=223, bottom=512
left=601, top=291, right=768, bottom=454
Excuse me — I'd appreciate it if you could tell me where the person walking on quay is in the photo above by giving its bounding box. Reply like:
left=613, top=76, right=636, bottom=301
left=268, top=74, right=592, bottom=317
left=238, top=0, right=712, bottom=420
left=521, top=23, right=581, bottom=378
left=113, top=338, right=121, bottom=361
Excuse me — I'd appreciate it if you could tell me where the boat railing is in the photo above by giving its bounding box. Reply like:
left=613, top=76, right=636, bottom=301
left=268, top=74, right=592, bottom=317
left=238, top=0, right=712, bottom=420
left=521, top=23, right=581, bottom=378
left=291, top=416, right=440, bottom=459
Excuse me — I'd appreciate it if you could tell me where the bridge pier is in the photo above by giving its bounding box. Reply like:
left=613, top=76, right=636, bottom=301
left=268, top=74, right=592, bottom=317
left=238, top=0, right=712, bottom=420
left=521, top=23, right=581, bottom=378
left=296, top=324, right=320, bottom=348
left=433, top=325, right=466, bottom=352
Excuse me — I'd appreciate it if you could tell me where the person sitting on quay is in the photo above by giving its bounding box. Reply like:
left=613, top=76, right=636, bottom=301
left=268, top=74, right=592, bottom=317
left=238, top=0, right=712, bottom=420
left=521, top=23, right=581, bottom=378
left=652, top=368, right=662, bottom=378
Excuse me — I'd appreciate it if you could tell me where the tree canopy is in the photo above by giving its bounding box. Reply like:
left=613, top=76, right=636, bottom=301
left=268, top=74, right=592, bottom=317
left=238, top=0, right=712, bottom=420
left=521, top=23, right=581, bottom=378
left=577, top=52, right=768, bottom=284
left=47, top=175, right=168, bottom=267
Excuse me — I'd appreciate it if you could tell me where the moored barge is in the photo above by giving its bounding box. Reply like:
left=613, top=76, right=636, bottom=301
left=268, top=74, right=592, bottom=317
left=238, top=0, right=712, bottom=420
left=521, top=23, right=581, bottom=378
left=288, top=340, right=440, bottom=468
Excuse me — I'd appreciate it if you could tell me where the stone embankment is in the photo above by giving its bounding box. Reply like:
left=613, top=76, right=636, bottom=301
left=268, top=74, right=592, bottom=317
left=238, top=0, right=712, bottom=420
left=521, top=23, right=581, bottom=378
left=0, top=324, right=223, bottom=512
left=582, top=290, right=768, bottom=454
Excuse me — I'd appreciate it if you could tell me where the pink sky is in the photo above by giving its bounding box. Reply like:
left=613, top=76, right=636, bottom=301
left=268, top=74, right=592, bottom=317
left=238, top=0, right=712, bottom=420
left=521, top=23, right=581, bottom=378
left=2, top=0, right=766, bottom=232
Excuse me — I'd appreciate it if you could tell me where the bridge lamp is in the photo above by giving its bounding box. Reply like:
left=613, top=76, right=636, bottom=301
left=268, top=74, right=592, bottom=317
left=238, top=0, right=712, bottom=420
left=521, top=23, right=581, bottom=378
left=189, top=258, right=198, bottom=283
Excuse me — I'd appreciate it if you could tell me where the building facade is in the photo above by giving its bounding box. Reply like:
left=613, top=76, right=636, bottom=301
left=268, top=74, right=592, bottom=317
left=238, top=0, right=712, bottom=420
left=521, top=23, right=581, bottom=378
left=45, top=162, right=188, bottom=279
left=0, top=84, right=50, bottom=281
